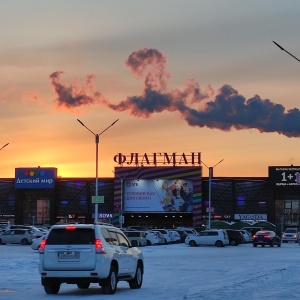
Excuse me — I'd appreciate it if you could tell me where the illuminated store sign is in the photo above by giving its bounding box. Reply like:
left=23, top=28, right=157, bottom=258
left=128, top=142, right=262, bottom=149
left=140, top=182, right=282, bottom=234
left=15, top=168, right=57, bottom=189
left=234, top=214, right=267, bottom=220
left=114, top=152, right=201, bottom=166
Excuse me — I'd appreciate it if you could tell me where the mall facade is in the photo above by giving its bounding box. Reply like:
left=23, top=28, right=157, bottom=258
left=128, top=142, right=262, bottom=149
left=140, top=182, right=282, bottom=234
left=1, top=160, right=300, bottom=233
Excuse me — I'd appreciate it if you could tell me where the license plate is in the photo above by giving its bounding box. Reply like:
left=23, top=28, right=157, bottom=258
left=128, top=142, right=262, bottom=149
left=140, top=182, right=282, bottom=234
left=58, top=251, right=80, bottom=260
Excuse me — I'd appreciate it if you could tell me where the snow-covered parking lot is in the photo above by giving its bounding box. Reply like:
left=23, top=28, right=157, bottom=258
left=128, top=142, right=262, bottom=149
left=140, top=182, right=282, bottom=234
left=1, top=242, right=300, bottom=300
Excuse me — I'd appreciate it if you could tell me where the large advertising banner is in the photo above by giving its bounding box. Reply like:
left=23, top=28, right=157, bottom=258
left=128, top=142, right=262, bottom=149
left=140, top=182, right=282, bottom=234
left=124, top=179, right=194, bottom=212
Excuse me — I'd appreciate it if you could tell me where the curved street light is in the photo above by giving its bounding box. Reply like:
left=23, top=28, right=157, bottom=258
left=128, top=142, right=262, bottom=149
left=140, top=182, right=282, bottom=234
left=77, top=119, right=119, bottom=223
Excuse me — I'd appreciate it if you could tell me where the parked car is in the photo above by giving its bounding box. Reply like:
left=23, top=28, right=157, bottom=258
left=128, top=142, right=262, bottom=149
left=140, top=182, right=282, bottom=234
left=169, top=230, right=181, bottom=243
left=177, top=227, right=198, bottom=236
left=127, top=226, right=149, bottom=231
left=38, top=223, right=144, bottom=295
left=173, top=229, right=188, bottom=243
left=152, top=229, right=172, bottom=244
left=123, top=230, right=147, bottom=247
left=145, top=231, right=161, bottom=245
left=281, top=228, right=299, bottom=243
left=0, top=228, right=36, bottom=245
left=185, top=229, right=229, bottom=247
left=240, top=230, right=253, bottom=243
left=225, top=229, right=244, bottom=246
left=153, top=231, right=166, bottom=244
left=241, top=227, right=263, bottom=237
left=252, top=230, right=281, bottom=247
left=31, top=235, right=46, bottom=250
left=8, top=225, right=47, bottom=238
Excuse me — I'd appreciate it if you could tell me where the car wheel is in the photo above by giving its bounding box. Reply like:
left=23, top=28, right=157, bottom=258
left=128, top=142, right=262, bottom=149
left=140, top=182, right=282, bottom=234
left=129, top=262, right=143, bottom=289
left=21, top=239, right=29, bottom=245
left=277, top=242, right=281, bottom=247
left=270, top=240, right=274, bottom=247
left=77, top=283, right=90, bottom=289
left=44, top=279, right=60, bottom=294
left=215, top=240, right=224, bottom=247
left=102, top=265, right=117, bottom=294
left=230, top=240, right=236, bottom=246
left=147, top=240, right=151, bottom=246
left=189, top=240, right=197, bottom=247
left=253, top=243, right=257, bottom=247
left=0, top=238, right=2, bottom=245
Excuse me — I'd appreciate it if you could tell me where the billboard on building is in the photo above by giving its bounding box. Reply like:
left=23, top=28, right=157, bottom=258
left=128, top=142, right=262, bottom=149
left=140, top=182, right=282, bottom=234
left=269, top=166, right=300, bottom=187
left=124, top=179, right=194, bottom=212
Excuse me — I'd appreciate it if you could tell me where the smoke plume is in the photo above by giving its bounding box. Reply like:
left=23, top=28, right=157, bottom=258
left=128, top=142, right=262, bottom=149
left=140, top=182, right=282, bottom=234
left=50, top=48, right=300, bottom=138
left=49, top=71, right=103, bottom=109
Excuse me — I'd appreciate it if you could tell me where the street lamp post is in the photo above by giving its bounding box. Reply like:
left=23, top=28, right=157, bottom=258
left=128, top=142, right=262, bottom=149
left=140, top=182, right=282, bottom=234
left=0, top=143, right=9, bottom=151
left=77, top=119, right=119, bottom=223
left=202, top=159, right=224, bottom=229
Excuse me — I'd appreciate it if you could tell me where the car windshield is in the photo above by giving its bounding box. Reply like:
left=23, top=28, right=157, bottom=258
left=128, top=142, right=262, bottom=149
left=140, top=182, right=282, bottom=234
left=285, top=229, right=297, bottom=233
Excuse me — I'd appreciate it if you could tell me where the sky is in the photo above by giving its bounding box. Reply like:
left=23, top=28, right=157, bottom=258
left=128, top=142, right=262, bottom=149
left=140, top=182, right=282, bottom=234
left=1, top=241, right=300, bottom=299
left=1, top=1, right=300, bottom=178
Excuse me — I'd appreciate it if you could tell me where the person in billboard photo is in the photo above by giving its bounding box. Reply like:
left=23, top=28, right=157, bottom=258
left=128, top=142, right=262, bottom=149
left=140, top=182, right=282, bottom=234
left=180, top=182, right=193, bottom=212
left=160, top=180, right=175, bottom=211
left=171, top=179, right=185, bottom=212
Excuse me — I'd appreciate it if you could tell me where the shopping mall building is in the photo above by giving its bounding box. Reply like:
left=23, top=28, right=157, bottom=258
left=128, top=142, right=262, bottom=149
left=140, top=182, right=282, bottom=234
left=1, top=151, right=300, bottom=232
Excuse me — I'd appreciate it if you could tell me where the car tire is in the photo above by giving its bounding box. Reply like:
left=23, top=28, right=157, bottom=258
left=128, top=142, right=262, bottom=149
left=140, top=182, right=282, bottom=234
left=270, top=240, right=274, bottom=247
left=44, top=279, right=60, bottom=294
left=77, top=283, right=90, bottom=289
left=277, top=242, right=281, bottom=247
left=253, top=243, right=257, bottom=247
left=230, top=240, right=236, bottom=246
left=102, top=265, right=117, bottom=294
left=215, top=240, right=224, bottom=247
left=21, top=239, right=29, bottom=245
left=189, top=240, right=197, bottom=247
left=129, top=262, right=143, bottom=289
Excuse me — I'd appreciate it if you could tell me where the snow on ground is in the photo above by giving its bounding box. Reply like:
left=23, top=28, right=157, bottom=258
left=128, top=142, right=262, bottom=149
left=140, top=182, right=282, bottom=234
left=1, top=242, right=300, bottom=300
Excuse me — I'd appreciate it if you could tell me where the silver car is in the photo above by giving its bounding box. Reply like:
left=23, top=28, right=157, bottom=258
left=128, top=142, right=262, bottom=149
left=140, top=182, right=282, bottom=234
left=0, top=228, right=35, bottom=245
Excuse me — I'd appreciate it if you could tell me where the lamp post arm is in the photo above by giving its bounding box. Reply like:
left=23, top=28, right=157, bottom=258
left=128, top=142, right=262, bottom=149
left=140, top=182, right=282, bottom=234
left=98, top=119, right=119, bottom=136
left=273, top=41, right=300, bottom=63
left=0, top=143, right=9, bottom=151
left=77, top=119, right=96, bottom=136
left=213, top=159, right=224, bottom=168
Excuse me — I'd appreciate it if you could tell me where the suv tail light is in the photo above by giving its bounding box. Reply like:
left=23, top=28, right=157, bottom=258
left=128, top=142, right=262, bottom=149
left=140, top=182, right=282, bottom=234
left=39, top=239, right=47, bottom=254
left=95, top=239, right=106, bottom=254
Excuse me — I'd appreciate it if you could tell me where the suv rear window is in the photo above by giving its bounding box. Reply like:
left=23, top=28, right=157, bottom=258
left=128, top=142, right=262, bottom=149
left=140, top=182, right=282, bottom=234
left=46, top=228, right=95, bottom=245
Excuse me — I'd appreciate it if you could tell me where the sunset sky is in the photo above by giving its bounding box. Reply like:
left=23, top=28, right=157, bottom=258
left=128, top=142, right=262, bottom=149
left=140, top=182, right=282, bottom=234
left=1, top=0, right=300, bottom=179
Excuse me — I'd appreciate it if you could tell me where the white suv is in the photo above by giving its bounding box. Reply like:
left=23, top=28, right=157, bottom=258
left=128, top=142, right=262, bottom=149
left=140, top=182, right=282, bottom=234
left=38, top=224, right=144, bottom=295
left=185, top=229, right=229, bottom=247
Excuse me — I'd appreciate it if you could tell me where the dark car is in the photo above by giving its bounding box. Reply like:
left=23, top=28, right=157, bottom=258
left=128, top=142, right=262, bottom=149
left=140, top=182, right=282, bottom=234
left=173, top=230, right=188, bottom=243
left=225, top=229, right=244, bottom=246
left=252, top=230, right=281, bottom=247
